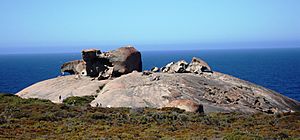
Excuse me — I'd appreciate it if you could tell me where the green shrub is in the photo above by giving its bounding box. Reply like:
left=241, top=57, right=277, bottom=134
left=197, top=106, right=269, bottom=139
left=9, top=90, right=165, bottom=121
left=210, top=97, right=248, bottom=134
left=23, top=98, right=53, bottom=104
left=32, top=112, right=60, bottom=121
left=0, top=93, right=22, bottom=105
left=62, top=96, right=95, bottom=106
left=160, top=107, right=185, bottom=113
left=89, top=112, right=109, bottom=120
left=0, top=116, right=7, bottom=124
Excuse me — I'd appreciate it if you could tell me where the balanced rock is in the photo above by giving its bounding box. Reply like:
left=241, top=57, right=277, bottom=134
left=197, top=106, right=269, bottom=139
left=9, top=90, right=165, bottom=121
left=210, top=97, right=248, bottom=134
left=61, top=46, right=142, bottom=79
left=82, top=49, right=109, bottom=77
left=186, top=57, right=212, bottom=73
left=61, top=60, right=86, bottom=75
left=106, top=46, right=142, bottom=76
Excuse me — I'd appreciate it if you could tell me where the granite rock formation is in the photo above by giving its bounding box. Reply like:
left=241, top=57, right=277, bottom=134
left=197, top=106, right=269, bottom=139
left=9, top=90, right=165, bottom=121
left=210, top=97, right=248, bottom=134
left=107, top=46, right=142, bottom=76
left=16, top=75, right=109, bottom=103
left=89, top=71, right=300, bottom=114
left=159, top=57, right=212, bottom=74
left=61, top=60, right=86, bottom=75
left=17, top=47, right=300, bottom=114
left=186, top=57, right=212, bottom=73
left=81, top=49, right=108, bottom=77
left=61, top=46, right=142, bottom=79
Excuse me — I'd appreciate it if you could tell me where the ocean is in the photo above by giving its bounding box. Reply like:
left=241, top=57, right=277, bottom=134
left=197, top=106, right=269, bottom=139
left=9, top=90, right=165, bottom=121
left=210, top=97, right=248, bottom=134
left=0, top=48, right=299, bottom=101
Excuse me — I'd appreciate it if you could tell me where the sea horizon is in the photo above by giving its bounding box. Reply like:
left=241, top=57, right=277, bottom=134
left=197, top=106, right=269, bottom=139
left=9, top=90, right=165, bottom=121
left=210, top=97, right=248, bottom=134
left=1, top=41, right=300, bottom=54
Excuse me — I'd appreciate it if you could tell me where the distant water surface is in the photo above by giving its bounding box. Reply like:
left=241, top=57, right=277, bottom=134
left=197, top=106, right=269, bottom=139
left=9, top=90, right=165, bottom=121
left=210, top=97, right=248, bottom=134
left=0, top=48, right=299, bottom=101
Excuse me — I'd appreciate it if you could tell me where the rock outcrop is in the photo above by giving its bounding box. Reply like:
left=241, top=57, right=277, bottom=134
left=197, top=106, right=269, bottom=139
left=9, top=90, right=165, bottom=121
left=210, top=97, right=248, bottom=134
left=159, top=57, right=212, bottom=74
left=17, top=75, right=109, bottom=103
left=89, top=71, right=300, bottom=114
left=61, top=46, right=142, bottom=79
left=61, top=60, right=86, bottom=75
left=17, top=47, right=300, bottom=114
left=107, top=47, right=142, bottom=76
left=186, top=57, right=212, bottom=73
left=81, top=49, right=109, bottom=77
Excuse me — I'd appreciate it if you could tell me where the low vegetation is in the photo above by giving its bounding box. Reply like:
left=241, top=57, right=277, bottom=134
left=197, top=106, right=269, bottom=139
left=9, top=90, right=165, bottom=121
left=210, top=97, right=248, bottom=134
left=62, top=95, right=95, bottom=107
left=0, top=93, right=299, bottom=139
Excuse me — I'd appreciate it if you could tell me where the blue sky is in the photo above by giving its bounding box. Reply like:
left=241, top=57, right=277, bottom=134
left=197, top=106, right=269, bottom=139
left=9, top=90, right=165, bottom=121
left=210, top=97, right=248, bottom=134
left=0, top=0, right=299, bottom=53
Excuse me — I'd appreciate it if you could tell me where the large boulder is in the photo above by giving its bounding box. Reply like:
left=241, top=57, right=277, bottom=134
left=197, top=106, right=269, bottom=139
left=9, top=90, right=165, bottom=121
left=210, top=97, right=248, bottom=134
left=186, top=57, right=212, bottom=73
left=60, top=46, right=142, bottom=79
left=82, top=49, right=110, bottom=77
left=105, top=46, right=142, bottom=76
left=61, top=60, right=86, bottom=75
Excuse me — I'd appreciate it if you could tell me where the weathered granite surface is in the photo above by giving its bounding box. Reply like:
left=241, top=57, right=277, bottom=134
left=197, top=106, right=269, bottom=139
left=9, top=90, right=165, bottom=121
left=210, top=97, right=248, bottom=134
left=90, top=71, right=300, bottom=114
left=16, top=47, right=300, bottom=113
left=17, top=75, right=109, bottom=103
left=61, top=60, right=86, bottom=75
left=17, top=70, right=300, bottom=113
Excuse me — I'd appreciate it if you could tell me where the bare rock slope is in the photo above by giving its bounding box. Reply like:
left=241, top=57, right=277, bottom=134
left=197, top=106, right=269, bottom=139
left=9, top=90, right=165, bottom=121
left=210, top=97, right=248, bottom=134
left=17, top=46, right=300, bottom=114
left=17, top=75, right=109, bottom=103
left=90, top=71, right=299, bottom=113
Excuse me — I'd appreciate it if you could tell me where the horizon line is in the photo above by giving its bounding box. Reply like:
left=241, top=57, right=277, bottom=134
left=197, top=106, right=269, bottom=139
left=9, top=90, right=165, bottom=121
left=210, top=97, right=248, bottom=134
left=1, top=46, right=300, bottom=55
